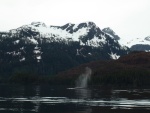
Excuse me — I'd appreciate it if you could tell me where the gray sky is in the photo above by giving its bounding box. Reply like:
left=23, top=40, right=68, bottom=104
left=0, top=0, right=150, bottom=40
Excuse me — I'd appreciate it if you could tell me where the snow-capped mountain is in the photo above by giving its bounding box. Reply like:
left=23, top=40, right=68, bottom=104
left=101, top=27, right=150, bottom=52
left=1, top=21, right=129, bottom=57
left=8, top=22, right=106, bottom=45
left=6, top=22, right=120, bottom=46
left=119, top=36, right=150, bottom=52
left=0, top=21, right=129, bottom=76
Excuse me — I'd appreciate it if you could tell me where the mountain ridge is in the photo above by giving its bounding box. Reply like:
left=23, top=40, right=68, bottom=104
left=0, top=21, right=129, bottom=76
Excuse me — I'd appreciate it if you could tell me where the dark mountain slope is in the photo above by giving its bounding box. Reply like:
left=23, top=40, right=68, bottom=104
left=54, top=52, right=150, bottom=87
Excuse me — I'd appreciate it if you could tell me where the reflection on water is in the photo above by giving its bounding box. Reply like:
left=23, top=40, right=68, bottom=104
left=0, top=85, right=150, bottom=113
left=75, top=88, right=91, bottom=99
left=75, top=88, right=92, bottom=113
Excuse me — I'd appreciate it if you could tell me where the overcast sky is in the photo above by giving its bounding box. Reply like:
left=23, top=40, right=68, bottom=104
left=0, top=0, right=150, bottom=40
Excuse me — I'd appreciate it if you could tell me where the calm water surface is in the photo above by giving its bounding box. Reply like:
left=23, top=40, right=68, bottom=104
left=0, top=85, right=150, bottom=113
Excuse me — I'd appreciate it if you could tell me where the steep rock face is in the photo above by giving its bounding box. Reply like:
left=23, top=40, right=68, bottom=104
left=0, top=21, right=129, bottom=76
left=102, top=27, right=120, bottom=40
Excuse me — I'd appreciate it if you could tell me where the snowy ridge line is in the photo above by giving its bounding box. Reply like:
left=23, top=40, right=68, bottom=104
left=0, top=21, right=130, bottom=61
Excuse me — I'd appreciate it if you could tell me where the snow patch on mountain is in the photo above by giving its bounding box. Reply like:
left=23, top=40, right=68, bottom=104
left=73, top=24, right=78, bottom=30
left=90, top=34, right=107, bottom=46
left=109, top=52, right=120, bottom=60
left=87, top=35, right=100, bottom=47
left=20, top=57, right=25, bottom=62
left=14, top=40, right=20, bottom=44
left=27, top=37, right=38, bottom=44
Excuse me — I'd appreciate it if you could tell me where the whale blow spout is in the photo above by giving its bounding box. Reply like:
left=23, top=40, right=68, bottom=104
left=76, top=67, right=92, bottom=88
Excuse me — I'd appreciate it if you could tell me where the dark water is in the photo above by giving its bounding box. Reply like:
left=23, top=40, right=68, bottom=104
left=0, top=85, right=150, bottom=113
